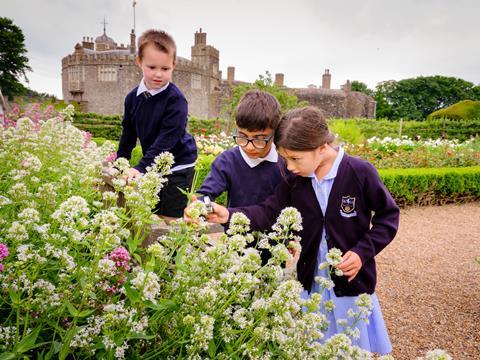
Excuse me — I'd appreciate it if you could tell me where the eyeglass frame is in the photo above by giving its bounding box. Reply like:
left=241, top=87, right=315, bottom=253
left=232, top=129, right=274, bottom=149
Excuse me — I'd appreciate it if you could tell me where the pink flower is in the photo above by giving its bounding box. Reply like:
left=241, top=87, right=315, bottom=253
left=105, top=152, right=117, bottom=163
left=0, top=243, right=8, bottom=261
left=83, top=132, right=92, bottom=149
left=0, top=264, right=4, bottom=272
left=108, top=247, right=131, bottom=272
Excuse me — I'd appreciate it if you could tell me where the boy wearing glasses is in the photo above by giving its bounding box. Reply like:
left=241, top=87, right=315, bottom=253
left=196, top=90, right=284, bottom=208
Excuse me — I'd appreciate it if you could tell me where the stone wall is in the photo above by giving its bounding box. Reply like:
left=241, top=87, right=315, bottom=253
left=293, top=88, right=375, bottom=118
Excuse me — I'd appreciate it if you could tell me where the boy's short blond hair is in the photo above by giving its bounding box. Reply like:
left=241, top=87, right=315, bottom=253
left=137, top=29, right=177, bottom=63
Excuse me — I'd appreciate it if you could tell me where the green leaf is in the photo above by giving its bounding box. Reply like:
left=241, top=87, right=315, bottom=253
left=0, top=353, right=16, bottom=360
left=78, top=309, right=95, bottom=317
left=65, top=301, right=78, bottom=317
left=58, top=327, right=77, bottom=360
left=208, top=339, right=216, bottom=358
left=145, top=298, right=177, bottom=311
left=124, top=283, right=140, bottom=303
left=127, top=332, right=156, bottom=340
left=8, top=288, right=20, bottom=305
left=14, top=326, right=41, bottom=354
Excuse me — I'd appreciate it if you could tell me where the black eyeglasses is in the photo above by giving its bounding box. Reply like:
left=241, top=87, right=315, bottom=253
left=233, top=130, right=274, bottom=149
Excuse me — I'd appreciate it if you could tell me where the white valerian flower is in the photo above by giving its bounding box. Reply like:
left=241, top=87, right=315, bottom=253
left=419, top=349, right=452, bottom=360
left=146, top=243, right=166, bottom=258
left=131, top=270, right=161, bottom=303
left=227, top=212, right=250, bottom=235
left=315, top=276, right=335, bottom=291
left=18, top=208, right=41, bottom=225
left=60, top=104, right=76, bottom=121
left=112, top=157, right=131, bottom=174
left=191, top=315, right=215, bottom=351
left=272, top=207, right=303, bottom=233
left=6, top=221, right=29, bottom=242
left=97, top=259, right=117, bottom=278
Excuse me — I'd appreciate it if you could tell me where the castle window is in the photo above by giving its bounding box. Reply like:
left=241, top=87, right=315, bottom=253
left=98, top=65, right=117, bottom=82
left=68, top=66, right=84, bottom=82
left=191, top=74, right=202, bottom=89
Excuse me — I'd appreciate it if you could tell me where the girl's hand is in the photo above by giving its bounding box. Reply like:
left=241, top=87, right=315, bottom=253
left=285, top=245, right=301, bottom=269
left=336, top=250, right=362, bottom=282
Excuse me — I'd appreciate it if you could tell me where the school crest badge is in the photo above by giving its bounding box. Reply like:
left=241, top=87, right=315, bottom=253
left=340, top=196, right=357, bottom=217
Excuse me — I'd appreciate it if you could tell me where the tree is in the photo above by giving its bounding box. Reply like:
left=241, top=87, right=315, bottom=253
left=373, top=76, right=480, bottom=120
left=0, top=18, right=31, bottom=98
left=224, top=71, right=308, bottom=118
left=351, top=80, right=374, bottom=97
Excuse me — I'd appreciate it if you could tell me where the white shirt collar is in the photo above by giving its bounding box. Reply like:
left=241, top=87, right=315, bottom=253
left=239, top=143, right=279, bottom=168
left=136, top=79, right=169, bottom=97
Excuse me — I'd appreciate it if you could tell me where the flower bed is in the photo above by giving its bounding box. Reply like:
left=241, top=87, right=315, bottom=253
left=0, top=106, right=396, bottom=359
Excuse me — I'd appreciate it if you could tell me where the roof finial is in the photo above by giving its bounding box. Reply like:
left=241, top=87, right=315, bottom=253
left=101, top=17, right=108, bottom=34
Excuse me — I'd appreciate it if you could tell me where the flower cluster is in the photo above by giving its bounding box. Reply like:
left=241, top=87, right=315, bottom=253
left=0, top=244, right=8, bottom=272
left=195, top=131, right=235, bottom=155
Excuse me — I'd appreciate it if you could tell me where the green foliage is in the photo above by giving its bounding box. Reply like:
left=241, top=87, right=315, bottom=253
left=428, top=100, right=480, bottom=120
left=351, top=81, right=374, bottom=97
left=332, top=118, right=480, bottom=141
left=0, top=18, right=31, bottom=98
left=374, top=76, right=480, bottom=120
left=188, top=116, right=228, bottom=135
left=379, top=166, right=480, bottom=206
left=225, top=71, right=308, bottom=118
left=328, top=120, right=365, bottom=145
left=193, top=155, right=227, bottom=205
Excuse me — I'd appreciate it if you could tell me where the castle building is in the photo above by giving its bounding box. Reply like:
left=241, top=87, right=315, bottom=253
left=62, top=28, right=375, bottom=119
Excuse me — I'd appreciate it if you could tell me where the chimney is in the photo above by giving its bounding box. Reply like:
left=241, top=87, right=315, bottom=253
left=274, top=73, right=284, bottom=87
left=130, top=29, right=136, bottom=54
left=227, top=66, right=235, bottom=84
left=322, top=69, right=331, bottom=89
left=342, top=80, right=352, bottom=92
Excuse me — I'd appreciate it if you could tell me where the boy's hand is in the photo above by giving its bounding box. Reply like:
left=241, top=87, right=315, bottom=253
left=336, top=250, right=362, bottom=282
left=183, top=195, right=230, bottom=224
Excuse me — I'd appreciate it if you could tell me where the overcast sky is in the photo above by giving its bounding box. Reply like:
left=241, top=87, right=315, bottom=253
left=3, top=0, right=480, bottom=99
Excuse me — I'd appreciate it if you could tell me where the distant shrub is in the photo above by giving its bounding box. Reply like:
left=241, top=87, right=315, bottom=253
left=328, top=120, right=365, bottom=145
left=428, top=100, right=480, bottom=120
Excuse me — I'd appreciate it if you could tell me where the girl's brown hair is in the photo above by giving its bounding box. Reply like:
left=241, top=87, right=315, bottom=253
left=274, top=106, right=335, bottom=151
left=137, top=29, right=177, bottom=63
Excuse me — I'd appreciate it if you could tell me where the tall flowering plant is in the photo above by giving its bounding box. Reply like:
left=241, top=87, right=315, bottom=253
left=0, top=105, right=448, bottom=359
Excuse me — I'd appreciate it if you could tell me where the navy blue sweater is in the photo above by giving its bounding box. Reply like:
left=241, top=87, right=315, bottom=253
left=117, top=83, right=197, bottom=173
left=197, top=147, right=285, bottom=207
left=228, top=154, right=400, bottom=296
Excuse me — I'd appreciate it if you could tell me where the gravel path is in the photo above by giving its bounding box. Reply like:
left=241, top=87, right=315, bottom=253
left=376, top=203, right=480, bottom=359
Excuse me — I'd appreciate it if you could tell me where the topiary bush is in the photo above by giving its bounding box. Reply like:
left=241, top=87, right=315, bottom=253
left=428, top=100, right=480, bottom=120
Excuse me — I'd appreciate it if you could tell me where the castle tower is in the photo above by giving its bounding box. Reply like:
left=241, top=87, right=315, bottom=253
left=322, top=69, right=331, bottom=89
left=191, top=28, right=219, bottom=76
left=275, top=73, right=284, bottom=87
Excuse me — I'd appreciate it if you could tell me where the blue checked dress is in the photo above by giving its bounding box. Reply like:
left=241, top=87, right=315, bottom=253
left=301, top=148, right=392, bottom=354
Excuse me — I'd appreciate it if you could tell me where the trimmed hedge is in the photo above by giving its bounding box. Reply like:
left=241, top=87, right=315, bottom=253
left=379, top=166, right=480, bottom=207
left=195, top=156, right=480, bottom=208
left=329, top=118, right=480, bottom=141
left=428, top=100, right=480, bottom=120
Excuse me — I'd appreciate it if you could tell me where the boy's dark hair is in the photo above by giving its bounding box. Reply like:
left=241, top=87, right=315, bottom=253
left=274, top=106, right=335, bottom=151
left=137, top=29, right=177, bottom=63
left=235, top=90, right=281, bottom=131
